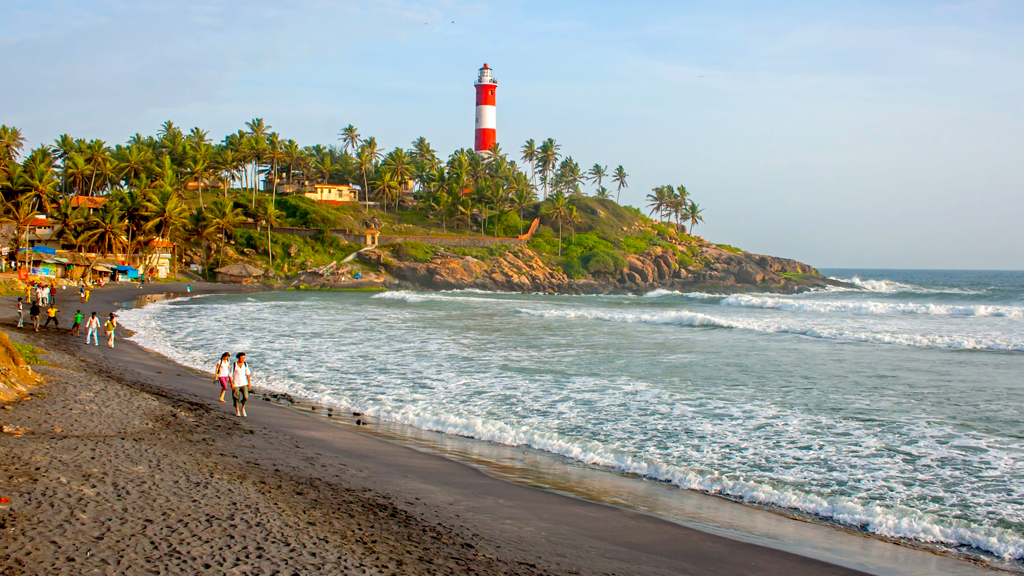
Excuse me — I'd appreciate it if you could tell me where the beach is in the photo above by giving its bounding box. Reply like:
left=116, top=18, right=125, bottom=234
left=0, top=281, right=894, bottom=576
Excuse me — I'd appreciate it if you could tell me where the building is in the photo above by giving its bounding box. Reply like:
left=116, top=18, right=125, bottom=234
left=305, top=184, right=358, bottom=205
left=26, top=216, right=60, bottom=251
left=69, top=195, right=106, bottom=212
left=137, top=238, right=174, bottom=278
left=474, top=63, right=497, bottom=153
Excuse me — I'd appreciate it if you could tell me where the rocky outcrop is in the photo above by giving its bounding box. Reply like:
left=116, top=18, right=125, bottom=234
left=366, top=244, right=847, bottom=295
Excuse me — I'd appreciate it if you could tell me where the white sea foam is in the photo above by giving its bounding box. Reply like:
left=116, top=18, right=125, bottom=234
left=643, top=288, right=683, bottom=298
left=116, top=291, right=1024, bottom=563
left=517, top=307, right=1024, bottom=351
left=830, top=276, right=988, bottom=295
left=719, top=294, right=1024, bottom=318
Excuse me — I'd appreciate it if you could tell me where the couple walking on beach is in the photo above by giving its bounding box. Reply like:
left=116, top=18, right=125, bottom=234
left=83, top=313, right=117, bottom=348
left=215, top=352, right=252, bottom=417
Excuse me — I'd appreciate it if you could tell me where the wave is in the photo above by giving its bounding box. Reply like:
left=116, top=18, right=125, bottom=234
left=830, top=276, right=988, bottom=295
left=116, top=297, right=1024, bottom=562
left=720, top=294, right=1024, bottom=318
left=517, top=307, right=1024, bottom=352
left=371, top=290, right=505, bottom=304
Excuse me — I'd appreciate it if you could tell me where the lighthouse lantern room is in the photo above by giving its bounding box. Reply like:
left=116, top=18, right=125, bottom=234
left=474, top=63, right=497, bottom=153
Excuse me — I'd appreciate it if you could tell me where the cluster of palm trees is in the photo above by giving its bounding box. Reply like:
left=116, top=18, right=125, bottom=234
left=646, top=184, right=704, bottom=235
left=518, top=138, right=628, bottom=202
left=0, top=117, right=643, bottom=276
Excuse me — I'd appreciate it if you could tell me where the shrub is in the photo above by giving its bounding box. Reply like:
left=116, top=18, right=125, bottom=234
left=620, top=235, right=651, bottom=255
left=622, top=205, right=644, bottom=217
left=678, top=252, right=695, bottom=269
left=581, top=249, right=626, bottom=275
left=560, top=257, right=586, bottom=279
left=528, top=231, right=560, bottom=256
left=493, top=211, right=524, bottom=237
left=12, top=342, right=45, bottom=365
left=716, top=243, right=744, bottom=254
left=388, top=241, right=437, bottom=263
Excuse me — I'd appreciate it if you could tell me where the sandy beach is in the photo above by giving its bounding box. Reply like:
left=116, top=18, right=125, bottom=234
left=0, top=282, right=897, bottom=575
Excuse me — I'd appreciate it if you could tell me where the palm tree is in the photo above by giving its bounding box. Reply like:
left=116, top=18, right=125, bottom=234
left=684, top=201, right=704, bottom=235
left=142, top=186, right=187, bottom=273
left=266, top=132, right=284, bottom=204
left=612, top=165, right=628, bottom=204
left=646, top=186, right=674, bottom=222
left=594, top=186, right=611, bottom=199
left=339, top=124, right=361, bottom=154
left=187, top=207, right=214, bottom=278
left=184, top=154, right=210, bottom=208
left=0, top=195, right=40, bottom=271
left=520, top=139, right=538, bottom=188
left=208, top=198, right=245, bottom=266
left=567, top=205, right=582, bottom=245
left=587, top=164, right=607, bottom=193
left=510, top=179, right=537, bottom=235
left=543, top=191, right=571, bottom=257
left=81, top=205, right=127, bottom=258
left=410, top=137, right=437, bottom=169
left=0, top=125, right=26, bottom=173
left=251, top=199, right=283, bottom=268
left=83, top=139, right=110, bottom=196
left=383, top=147, right=412, bottom=202
left=372, top=168, right=400, bottom=214
left=428, top=191, right=453, bottom=233
left=355, top=144, right=379, bottom=209
left=538, top=138, right=561, bottom=200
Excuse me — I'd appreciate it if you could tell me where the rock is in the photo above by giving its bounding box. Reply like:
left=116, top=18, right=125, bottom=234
left=288, top=244, right=299, bottom=257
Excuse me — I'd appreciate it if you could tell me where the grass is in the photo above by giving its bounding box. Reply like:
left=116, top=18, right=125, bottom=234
left=12, top=342, right=46, bottom=365
left=716, top=243, right=744, bottom=254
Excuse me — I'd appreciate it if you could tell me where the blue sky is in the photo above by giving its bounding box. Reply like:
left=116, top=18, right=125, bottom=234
left=2, top=0, right=1022, bottom=269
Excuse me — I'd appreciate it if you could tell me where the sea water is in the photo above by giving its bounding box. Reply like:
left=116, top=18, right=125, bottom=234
left=118, top=269, right=1024, bottom=567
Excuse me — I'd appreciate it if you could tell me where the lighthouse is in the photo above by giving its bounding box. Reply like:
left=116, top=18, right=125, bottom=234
left=474, top=63, right=497, bottom=154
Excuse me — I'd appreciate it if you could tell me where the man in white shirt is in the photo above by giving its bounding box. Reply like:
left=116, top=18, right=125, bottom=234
left=230, top=352, right=253, bottom=417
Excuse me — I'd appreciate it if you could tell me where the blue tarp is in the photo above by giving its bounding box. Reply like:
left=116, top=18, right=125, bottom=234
left=112, top=265, right=140, bottom=279
left=19, top=246, right=56, bottom=255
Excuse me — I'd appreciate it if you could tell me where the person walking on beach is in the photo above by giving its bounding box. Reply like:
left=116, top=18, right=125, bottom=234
left=84, top=312, right=100, bottom=345
left=230, top=352, right=252, bottom=417
left=16, top=298, right=24, bottom=328
left=214, top=352, right=232, bottom=403
left=70, top=310, right=84, bottom=337
left=42, top=303, right=60, bottom=330
left=79, top=283, right=86, bottom=303
left=104, top=313, right=117, bottom=348
left=84, top=286, right=91, bottom=303
left=29, top=301, right=41, bottom=332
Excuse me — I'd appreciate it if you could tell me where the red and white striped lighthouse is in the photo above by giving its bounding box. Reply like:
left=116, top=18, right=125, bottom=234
left=474, top=63, right=497, bottom=153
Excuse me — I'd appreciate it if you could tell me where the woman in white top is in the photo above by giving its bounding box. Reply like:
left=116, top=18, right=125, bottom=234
left=230, top=352, right=252, bottom=417
left=214, top=352, right=232, bottom=403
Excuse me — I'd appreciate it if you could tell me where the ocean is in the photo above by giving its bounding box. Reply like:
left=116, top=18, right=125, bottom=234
left=118, top=269, right=1024, bottom=568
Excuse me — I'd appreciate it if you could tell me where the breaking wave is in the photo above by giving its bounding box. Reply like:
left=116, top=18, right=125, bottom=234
left=517, top=307, right=1024, bottom=352
left=719, top=294, right=1024, bottom=318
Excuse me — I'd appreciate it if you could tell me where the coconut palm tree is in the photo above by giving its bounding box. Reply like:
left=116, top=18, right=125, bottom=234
left=537, top=138, right=561, bottom=200
left=543, top=190, right=571, bottom=257
left=372, top=168, right=400, bottom=214
left=410, top=137, right=437, bottom=169
left=266, top=132, right=284, bottom=204
left=251, top=198, right=283, bottom=267
left=684, top=200, right=704, bottom=235
left=81, top=204, right=127, bottom=258
left=207, top=198, right=245, bottom=266
left=187, top=207, right=214, bottom=278
left=612, top=165, right=628, bottom=204
left=428, top=190, right=453, bottom=233
left=509, top=176, right=536, bottom=235
left=142, top=186, right=187, bottom=272
left=0, top=195, right=40, bottom=270
left=339, top=124, right=361, bottom=154
left=587, top=164, right=607, bottom=193
left=383, top=147, right=412, bottom=199
left=646, top=186, right=671, bottom=221
left=0, top=125, right=26, bottom=172
left=520, top=139, right=538, bottom=188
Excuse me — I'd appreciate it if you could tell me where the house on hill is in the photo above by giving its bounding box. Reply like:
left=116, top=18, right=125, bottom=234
left=306, top=184, right=358, bottom=205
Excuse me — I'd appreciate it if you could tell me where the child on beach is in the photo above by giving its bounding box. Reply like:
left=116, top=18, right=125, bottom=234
left=84, top=286, right=91, bottom=303
left=104, top=313, right=117, bottom=348
left=42, top=304, right=60, bottom=329
left=230, top=352, right=252, bottom=417
left=214, top=352, right=231, bottom=403
left=84, top=312, right=100, bottom=345
left=16, top=298, right=23, bottom=328
left=79, top=284, right=86, bottom=303
left=71, top=310, right=84, bottom=336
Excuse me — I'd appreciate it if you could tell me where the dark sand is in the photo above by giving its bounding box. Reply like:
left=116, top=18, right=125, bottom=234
left=0, top=282, right=875, bottom=575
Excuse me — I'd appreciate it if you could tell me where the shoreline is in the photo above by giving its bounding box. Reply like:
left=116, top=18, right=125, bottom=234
left=0, top=282, right=1005, bottom=575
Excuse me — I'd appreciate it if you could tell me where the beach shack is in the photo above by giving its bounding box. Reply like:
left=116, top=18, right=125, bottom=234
left=111, top=265, right=140, bottom=282
left=215, top=263, right=264, bottom=284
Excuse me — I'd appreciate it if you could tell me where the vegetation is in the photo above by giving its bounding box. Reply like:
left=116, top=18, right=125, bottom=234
left=12, top=342, right=46, bottom=365
left=0, top=120, right=709, bottom=280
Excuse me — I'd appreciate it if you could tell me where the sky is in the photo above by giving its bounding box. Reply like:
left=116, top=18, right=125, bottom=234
left=2, top=0, right=1023, bottom=269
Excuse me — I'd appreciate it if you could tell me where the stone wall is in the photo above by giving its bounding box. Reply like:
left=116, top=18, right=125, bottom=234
left=376, top=235, right=526, bottom=249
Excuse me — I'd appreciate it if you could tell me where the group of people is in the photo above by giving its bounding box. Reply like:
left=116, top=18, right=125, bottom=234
left=213, top=352, right=252, bottom=417
left=16, top=281, right=118, bottom=348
